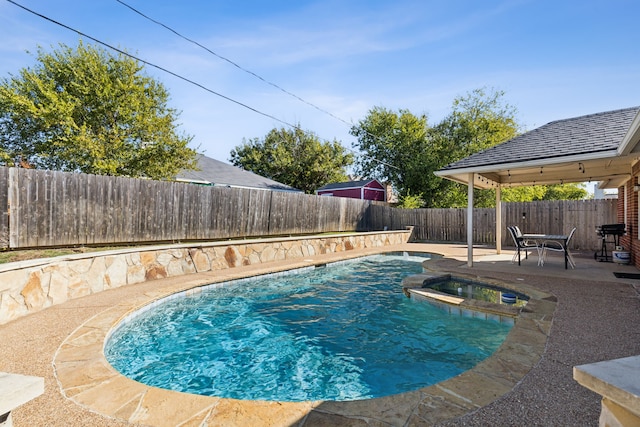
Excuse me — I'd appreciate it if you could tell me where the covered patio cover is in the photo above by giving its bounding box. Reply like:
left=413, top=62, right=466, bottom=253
left=434, top=106, right=640, bottom=266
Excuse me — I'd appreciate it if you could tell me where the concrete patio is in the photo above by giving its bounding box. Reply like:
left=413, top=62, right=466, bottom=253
left=1, top=242, right=639, bottom=426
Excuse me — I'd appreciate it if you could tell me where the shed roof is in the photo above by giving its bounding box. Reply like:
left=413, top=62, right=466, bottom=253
left=176, top=155, right=301, bottom=192
left=316, top=179, right=382, bottom=192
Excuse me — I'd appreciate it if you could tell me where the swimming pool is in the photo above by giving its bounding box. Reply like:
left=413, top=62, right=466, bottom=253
left=105, top=253, right=513, bottom=402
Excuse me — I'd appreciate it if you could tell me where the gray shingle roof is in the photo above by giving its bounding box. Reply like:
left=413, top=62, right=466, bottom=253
left=317, top=179, right=379, bottom=191
left=440, top=106, right=640, bottom=171
left=176, top=155, right=301, bottom=192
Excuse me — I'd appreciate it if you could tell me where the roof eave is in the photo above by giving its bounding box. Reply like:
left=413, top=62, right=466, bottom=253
left=317, top=179, right=378, bottom=192
left=435, top=150, right=619, bottom=178
left=435, top=150, right=632, bottom=189
left=617, top=110, right=640, bottom=156
left=175, top=177, right=212, bottom=185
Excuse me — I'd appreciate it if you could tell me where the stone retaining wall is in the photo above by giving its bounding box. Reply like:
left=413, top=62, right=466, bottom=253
left=0, top=230, right=411, bottom=325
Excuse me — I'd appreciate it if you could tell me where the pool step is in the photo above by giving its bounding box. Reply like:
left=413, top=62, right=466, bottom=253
left=406, top=288, right=464, bottom=305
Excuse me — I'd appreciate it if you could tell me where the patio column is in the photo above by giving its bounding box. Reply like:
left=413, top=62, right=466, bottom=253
left=496, top=185, right=502, bottom=254
left=467, top=173, right=474, bottom=267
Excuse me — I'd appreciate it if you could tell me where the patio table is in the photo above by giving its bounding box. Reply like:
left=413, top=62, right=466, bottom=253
left=521, top=234, right=570, bottom=269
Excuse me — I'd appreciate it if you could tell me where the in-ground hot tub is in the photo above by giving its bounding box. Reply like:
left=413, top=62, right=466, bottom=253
left=425, top=277, right=528, bottom=306
left=403, top=274, right=529, bottom=320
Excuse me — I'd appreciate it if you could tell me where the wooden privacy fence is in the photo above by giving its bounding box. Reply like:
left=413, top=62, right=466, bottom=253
left=387, top=199, right=617, bottom=250
left=0, top=166, right=618, bottom=250
left=0, top=167, right=375, bottom=249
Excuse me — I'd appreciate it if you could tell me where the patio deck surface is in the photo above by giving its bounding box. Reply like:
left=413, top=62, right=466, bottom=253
left=1, top=242, right=639, bottom=426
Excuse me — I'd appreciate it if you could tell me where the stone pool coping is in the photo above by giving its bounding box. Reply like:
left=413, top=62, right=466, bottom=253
left=53, top=245, right=555, bottom=426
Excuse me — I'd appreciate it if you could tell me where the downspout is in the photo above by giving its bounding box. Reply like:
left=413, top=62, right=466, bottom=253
left=467, top=173, right=474, bottom=267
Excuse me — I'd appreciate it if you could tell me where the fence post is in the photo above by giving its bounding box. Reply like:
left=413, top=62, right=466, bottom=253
left=8, top=168, right=17, bottom=249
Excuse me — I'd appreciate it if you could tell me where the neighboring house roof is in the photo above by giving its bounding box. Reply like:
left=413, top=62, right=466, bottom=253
left=176, top=154, right=301, bottom=192
left=435, top=106, right=640, bottom=189
left=317, top=179, right=382, bottom=192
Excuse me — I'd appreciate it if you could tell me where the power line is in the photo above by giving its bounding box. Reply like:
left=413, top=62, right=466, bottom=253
left=6, top=1, right=301, bottom=129
left=115, top=0, right=355, bottom=129
left=113, top=0, right=401, bottom=171
left=5, top=0, right=400, bottom=171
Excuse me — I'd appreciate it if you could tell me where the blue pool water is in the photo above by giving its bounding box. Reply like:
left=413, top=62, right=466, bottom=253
left=105, top=254, right=512, bottom=402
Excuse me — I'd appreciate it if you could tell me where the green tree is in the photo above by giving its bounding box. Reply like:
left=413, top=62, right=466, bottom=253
left=396, top=192, right=425, bottom=209
left=502, top=183, right=589, bottom=202
left=431, top=87, right=520, bottom=207
left=350, top=88, right=520, bottom=207
left=350, top=107, right=435, bottom=206
left=436, top=87, right=519, bottom=158
left=0, top=41, right=197, bottom=179
left=230, top=126, right=353, bottom=194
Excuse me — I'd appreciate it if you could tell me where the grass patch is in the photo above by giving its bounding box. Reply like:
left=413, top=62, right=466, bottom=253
left=0, top=248, right=80, bottom=264
left=0, top=231, right=363, bottom=264
left=0, top=246, right=132, bottom=264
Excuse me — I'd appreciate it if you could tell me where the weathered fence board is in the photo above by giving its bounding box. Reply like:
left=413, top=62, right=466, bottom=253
left=503, top=199, right=616, bottom=249
left=0, top=168, right=7, bottom=248
left=0, top=166, right=618, bottom=250
left=247, top=188, right=272, bottom=237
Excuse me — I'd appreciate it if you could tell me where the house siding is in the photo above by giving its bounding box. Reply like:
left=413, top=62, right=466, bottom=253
left=317, top=180, right=386, bottom=201
left=318, top=188, right=362, bottom=199
left=363, top=188, right=385, bottom=201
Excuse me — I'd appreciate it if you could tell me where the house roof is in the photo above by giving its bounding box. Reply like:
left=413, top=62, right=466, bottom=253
left=176, top=155, right=301, bottom=192
left=316, top=179, right=382, bottom=192
left=435, top=106, right=640, bottom=189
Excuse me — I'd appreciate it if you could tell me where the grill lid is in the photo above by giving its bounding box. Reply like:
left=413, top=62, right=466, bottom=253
left=595, top=223, right=626, bottom=235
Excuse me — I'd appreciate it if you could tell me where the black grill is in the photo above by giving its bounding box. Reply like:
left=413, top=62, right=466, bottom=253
left=595, top=223, right=626, bottom=262
left=596, top=223, right=626, bottom=237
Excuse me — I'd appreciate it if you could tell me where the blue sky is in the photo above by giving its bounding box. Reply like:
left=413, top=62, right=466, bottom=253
left=1, top=0, right=639, bottom=164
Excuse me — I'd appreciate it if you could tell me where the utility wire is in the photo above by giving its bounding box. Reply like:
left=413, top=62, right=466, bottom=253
left=115, top=0, right=354, bottom=129
left=5, top=0, right=399, bottom=171
left=6, top=1, right=303, bottom=130
left=113, top=0, right=400, bottom=171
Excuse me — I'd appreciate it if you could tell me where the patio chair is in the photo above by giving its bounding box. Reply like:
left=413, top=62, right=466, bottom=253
left=542, top=227, right=577, bottom=268
left=513, top=225, right=537, bottom=246
left=507, top=226, right=539, bottom=265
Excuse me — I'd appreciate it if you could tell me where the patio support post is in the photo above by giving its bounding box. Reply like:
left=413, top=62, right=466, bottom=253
left=496, top=185, right=502, bottom=254
left=467, top=173, right=474, bottom=267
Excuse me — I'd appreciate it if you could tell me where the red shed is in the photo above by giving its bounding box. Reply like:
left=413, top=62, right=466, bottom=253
left=316, top=179, right=386, bottom=201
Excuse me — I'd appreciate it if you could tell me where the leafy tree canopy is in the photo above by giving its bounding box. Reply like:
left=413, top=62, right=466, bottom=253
left=230, top=126, right=353, bottom=194
left=351, top=87, right=520, bottom=207
left=396, top=192, right=425, bottom=209
left=0, top=41, right=197, bottom=179
left=350, top=107, right=433, bottom=201
left=502, top=183, right=589, bottom=202
left=435, top=87, right=519, bottom=158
